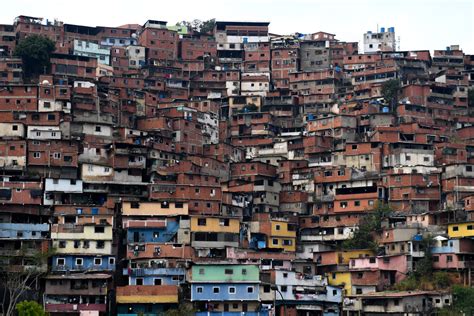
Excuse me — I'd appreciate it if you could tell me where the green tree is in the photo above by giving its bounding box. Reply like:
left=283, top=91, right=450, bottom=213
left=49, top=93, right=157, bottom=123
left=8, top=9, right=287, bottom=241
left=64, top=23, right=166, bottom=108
left=161, top=304, right=195, bottom=316
left=468, top=89, right=474, bottom=108
left=438, top=285, right=474, bottom=315
left=341, top=202, right=391, bottom=251
left=14, top=35, right=55, bottom=79
left=176, top=19, right=215, bottom=34
left=381, top=79, right=401, bottom=112
left=200, top=19, right=216, bottom=34
left=414, top=235, right=433, bottom=278
left=16, top=300, right=47, bottom=316
left=1, top=247, right=53, bottom=316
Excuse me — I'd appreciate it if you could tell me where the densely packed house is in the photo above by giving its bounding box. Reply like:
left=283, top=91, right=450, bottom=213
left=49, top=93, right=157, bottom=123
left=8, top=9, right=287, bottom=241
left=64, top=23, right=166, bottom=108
left=0, top=15, right=474, bottom=316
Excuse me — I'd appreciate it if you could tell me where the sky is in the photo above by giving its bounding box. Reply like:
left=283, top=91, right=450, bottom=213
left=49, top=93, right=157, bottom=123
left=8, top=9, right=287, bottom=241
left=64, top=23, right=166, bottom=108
left=2, top=0, right=473, bottom=53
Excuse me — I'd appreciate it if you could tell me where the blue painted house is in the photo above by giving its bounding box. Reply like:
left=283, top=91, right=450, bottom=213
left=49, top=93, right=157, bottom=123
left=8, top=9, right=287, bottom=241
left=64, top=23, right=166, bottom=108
left=123, top=267, right=186, bottom=286
left=126, top=220, right=179, bottom=244
left=52, top=255, right=116, bottom=272
left=191, top=264, right=263, bottom=314
left=0, top=223, right=49, bottom=239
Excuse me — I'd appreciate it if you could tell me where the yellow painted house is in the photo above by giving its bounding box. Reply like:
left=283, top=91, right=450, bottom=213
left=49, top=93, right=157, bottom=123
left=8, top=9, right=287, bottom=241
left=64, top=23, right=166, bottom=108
left=51, top=225, right=113, bottom=255
left=328, top=271, right=352, bottom=295
left=337, top=249, right=374, bottom=265
left=448, top=222, right=474, bottom=238
left=190, top=216, right=240, bottom=234
left=268, top=220, right=297, bottom=252
left=116, top=285, right=178, bottom=304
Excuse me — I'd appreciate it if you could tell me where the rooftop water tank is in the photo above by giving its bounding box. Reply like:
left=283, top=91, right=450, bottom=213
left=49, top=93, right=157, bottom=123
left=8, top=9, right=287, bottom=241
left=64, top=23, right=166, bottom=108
left=380, top=27, right=385, bottom=33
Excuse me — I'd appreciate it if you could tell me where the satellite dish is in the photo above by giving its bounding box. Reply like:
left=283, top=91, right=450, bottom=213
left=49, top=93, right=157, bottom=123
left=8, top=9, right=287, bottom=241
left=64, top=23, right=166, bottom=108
left=42, top=80, right=51, bottom=85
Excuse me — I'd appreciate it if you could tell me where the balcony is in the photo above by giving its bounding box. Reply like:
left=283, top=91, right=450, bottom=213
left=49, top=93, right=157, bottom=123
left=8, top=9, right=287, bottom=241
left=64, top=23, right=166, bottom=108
left=45, top=303, right=106, bottom=313
left=122, top=267, right=185, bottom=277
left=123, top=219, right=167, bottom=229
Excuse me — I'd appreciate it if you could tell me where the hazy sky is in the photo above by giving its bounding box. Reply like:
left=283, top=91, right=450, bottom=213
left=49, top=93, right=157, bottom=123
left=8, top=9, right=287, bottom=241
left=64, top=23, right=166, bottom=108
left=2, top=0, right=473, bottom=53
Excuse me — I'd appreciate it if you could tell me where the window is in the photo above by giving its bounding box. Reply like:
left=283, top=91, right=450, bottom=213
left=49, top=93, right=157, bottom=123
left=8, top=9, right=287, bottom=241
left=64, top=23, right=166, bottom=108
left=12, top=125, right=18, bottom=131
left=453, top=226, right=459, bottom=232
left=56, top=258, right=65, bottom=266
left=33, top=152, right=41, bottom=158
left=447, top=255, right=453, bottom=262
left=197, top=218, right=206, bottom=226
left=275, top=224, right=281, bottom=231
left=468, top=225, right=473, bottom=230
left=219, top=218, right=230, bottom=226
left=225, top=269, right=233, bottom=275
left=213, top=287, right=220, bottom=294
left=135, top=278, right=143, bottom=285
left=196, top=286, right=203, bottom=293
left=229, top=287, right=236, bottom=294
left=94, top=258, right=102, bottom=265
left=95, top=126, right=102, bottom=132
left=75, top=258, right=83, bottom=266
left=247, top=286, right=254, bottom=293
left=59, top=241, right=66, bottom=248
left=94, top=226, right=105, bottom=233
left=199, top=268, right=205, bottom=275
left=281, top=286, right=287, bottom=292
left=242, top=268, right=247, bottom=275
left=109, top=257, right=115, bottom=265
left=433, top=256, right=439, bottom=262
left=154, top=278, right=162, bottom=285
left=467, top=166, right=473, bottom=172
left=354, top=201, right=361, bottom=207
left=283, top=239, right=292, bottom=246
left=96, top=241, right=105, bottom=249
left=356, top=288, right=362, bottom=294
left=272, top=239, right=278, bottom=245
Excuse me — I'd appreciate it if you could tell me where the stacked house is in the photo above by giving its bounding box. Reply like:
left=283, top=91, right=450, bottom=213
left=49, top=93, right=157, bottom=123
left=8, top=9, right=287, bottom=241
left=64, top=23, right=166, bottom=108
left=0, top=16, right=473, bottom=316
